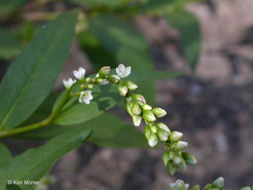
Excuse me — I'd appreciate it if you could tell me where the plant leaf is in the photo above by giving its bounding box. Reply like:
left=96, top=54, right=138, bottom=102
left=0, top=28, right=21, bottom=60
left=0, top=144, right=12, bottom=168
left=164, top=10, right=202, bottom=72
left=0, top=10, right=78, bottom=130
left=82, top=14, right=155, bottom=105
left=0, top=128, right=92, bottom=190
left=16, top=113, right=148, bottom=148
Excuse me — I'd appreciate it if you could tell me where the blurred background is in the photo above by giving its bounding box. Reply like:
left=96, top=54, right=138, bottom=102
left=0, top=0, right=253, bottom=189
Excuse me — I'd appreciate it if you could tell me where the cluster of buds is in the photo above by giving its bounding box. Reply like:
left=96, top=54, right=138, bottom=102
left=62, top=64, right=197, bottom=176
left=170, top=177, right=224, bottom=190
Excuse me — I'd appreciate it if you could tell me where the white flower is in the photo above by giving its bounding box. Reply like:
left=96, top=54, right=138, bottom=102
left=79, top=90, right=93, bottom=104
left=73, top=67, right=85, bottom=80
left=116, top=64, right=131, bottom=78
left=63, top=78, right=76, bottom=89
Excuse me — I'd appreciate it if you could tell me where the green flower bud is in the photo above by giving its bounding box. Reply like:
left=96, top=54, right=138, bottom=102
left=167, top=161, right=176, bottom=176
left=203, top=184, right=212, bottom=190
left=170, top=180, right=185, bottom=190
left=123, top=80, right=138, bottom=90
left=175, top=141, right=188, bottom=150
left=148, top=133, right=159, bottom=147
left=190, top=185, right=200, bottom=190
left=157, top=129, right=169, bottom=142
left=150, top=124, right=157, bottom=133
left=182, top=152, right=197, bottom=165
left=107, top=75, right=120, bottom=84
left=179, top=159, right=187, bottom=171
left=240, top=187, right=252, bottom=190
left=168, top=151, right=176, bottom=160
left=118, top=86, right=128, bottom=96
left=162, top=152, right=170, bottom=166
left=132, top=94, right=146, bottom=104
left=145, top=125, right=152, bottom=139
left=85, top=77, right=92, bottom=83
left=156, top=123, right=171, bottom=134
left=152, top=107, right=167, bottom=118
left=87, top=84, right=93, bottom=89
left=96, top=77, right=104, bottom=84
left=141, top=104, right=152, bottom=111
left=132, top=115, right=142, bottom=127
left=126, top=101, right=134, bottom=116
left=131, top=102, right=142, bottom=116
left=99, top=66, right=110, bottom=77
left=173, top=156, right=183, bottom=166
left=169, top=131, right=183, bottom=142
left=212, top=177, right=224, bottom=188
left=143, top=110, right=156, bottom=122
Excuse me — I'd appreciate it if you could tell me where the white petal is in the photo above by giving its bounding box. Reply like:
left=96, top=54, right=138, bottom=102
left=125, top=66, right=131, bottom=77
left=73, top=67, right=85, bottom=80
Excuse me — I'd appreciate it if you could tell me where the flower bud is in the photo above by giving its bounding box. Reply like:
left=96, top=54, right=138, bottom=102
left=96, top=77, right=104, bottom=84
left=131, top=102, right=142, bottom=116
left=132, top=94, right=146, bottom=104
left=99, top=66, right=110, bottom=77
left=85, top=77, right=92, bottom=83
left=182, top=152, right=197, bottom=165
left=87, top=84, right=93, bottom=89
left=141, top=104, right=152, bottom=111
left=157, top=129, right=169, bottom=142
left=175, top=141, right=188, bottom=150
left=213, top=177, right=224, bottom=188
left=150, top=124, right=157, bottom=133
left=152, top=107, right=167, bottom=118
left=240, top=187, right=251, bottom=190
left=173, top=156, right=183, bottom=166
left=132, top=115, right=142, bottom=127
left=126, top=101, right=134, bottom=116
left=145, top=125, right=152, bottom=139
left=118, top=86, right=128, bottom=96
left=143, top=110, right=156, bottom=122
left=156, top=123, right=171, bottom=134
left=147, top=133, right=159, bottom=147
left=169, top=131, right=183, bottom=142
left=107, top=75, right=120, bottom=84
left=179, top=160, right=187, bottom=171
left=123, top=80, right=138, bottom=90
left=167, top=161, right=176, bottom=176
left=170, top=180, right=186, bottom=190
left=162, top=151, right=170, bottom=166
left=190, top=185, right=200, bottom=190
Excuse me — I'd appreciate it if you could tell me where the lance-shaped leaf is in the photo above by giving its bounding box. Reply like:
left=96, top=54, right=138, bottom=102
left=0, top=144, right=12, bottom=168
left=0, top=10, right=78, bottom=130
left=164, top=10, right=202, bottom=72
left=0, top=128, right=92, bottom=190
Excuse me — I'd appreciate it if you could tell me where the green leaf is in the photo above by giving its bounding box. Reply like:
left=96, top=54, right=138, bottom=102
left=68, top=0, right=122, bottom=8
left=16, top=113, right=148, bottom=148
left=164, top=10, right=201, bottom=72
left=0, top=10, right=78, bottom=130
left=82, top=14, right=155, bottom=104
left=0, top=128, right=92, bottom=190
left=0, top=28, right=21, bottom=60
left=0, top=144, right=12, bottom=168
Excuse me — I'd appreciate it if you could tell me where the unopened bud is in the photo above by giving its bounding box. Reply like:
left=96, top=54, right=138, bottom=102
left=118, top=86, right=128, bottom=96
left=126, top=101, right=134, bottom=116
left=87, top=84, right=93, bottom=89
left=143, top=110, right=156, bottom=122
left=150, top=124, right=157, bottom=133
left=167, top=161, right=176, bottom=176
left=179, top=160, right=187, bottom=171
left=169, top=131, right=183, bottom=142
left=175, top=141, right=188, bottom=150
left=190, top=185, right=200, bottom=190
left=141, top=104, right=152, bottom=111
left=99, top=66, right=110, bottom=77
left=132, top=94, right=146, bottom=104
left=85, top=77, right=92, bottom=83
left=96, top=77, right=104, bottom=84
left=157, top=129, right=169, bottom=142
left=156, top=123, right=171, bottom=134
left=152, top=107, right=167, bottom=118
left=173, top=156, right=183, bottom=166
left=107, top=75, right=120, bottom=84
left=131, top=102, right=142, bottom=116
left=213, top=177, right=224, bottom=188
left=162, top=152, right=170, bottom=166
left=240, top=187, right=251, bottom=190
left=148, top=133, right=159, bottom=147
left=182, top=152, right=197, bottom=165
left=132, top=115, right=142, bottom=127
left=123, top=80, right=138, bottom=90
left=145, top=125, right=152, bottom=139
